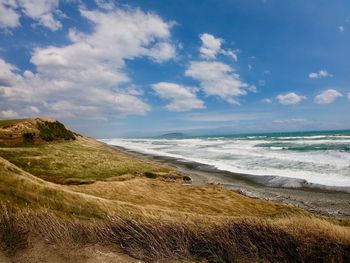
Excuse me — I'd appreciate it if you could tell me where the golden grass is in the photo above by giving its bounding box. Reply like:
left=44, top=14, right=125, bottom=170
left=69, top=177, right=306, bottom=218
left=1, top=206, right=350, bottom=262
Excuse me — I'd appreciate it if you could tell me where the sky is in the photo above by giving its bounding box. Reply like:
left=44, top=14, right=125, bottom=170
left=0, top=0, right=350, bottom=137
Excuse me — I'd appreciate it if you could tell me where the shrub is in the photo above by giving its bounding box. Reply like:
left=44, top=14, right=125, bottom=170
left=144, top=171, right=158, bottom=179
left=37, top=121, right=75, bottom=141
left=22, top=132, right=34, bottom=143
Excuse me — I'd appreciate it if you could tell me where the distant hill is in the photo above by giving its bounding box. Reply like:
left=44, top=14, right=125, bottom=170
left=0, top=118, right=76, bottom=145
left=158, top=132, right=187, bottom=138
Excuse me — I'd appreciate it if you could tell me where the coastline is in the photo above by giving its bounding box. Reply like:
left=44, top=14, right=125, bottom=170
left=108, top=144, right=350, bottom=219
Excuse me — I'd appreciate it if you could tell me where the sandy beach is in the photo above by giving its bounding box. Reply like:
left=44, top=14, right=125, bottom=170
left=111, top=145, right=350, bottom=219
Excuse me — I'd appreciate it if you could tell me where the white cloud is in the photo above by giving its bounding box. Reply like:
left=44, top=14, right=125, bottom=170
left=18, top=0, right=61, bottom=31
left=95, top=0, right=115, bottom=11
left=152, top=82, right=205, bottom=112
left=262, top=98, right=272, bottom=103
left=0, top=58, right=21, bottom=86
left=199, top=33, right=222, bottom=59
left=348, top=93, right=350, bottom=101
left=0, top=109, right=18, bottom=119
left=184, top=112, right=270, bottom=122
left=0, top=0, right=62, bottom=31
left=314, top=89, right=342, bottom=104
left=199, top=33, right=238, bottom=61
left=339, top=25, right=345, bottom=32
left=0, top=6, right=176, bottom=119
left=308, top=70, right=333, bottom=79
left=185, top=61, right=247, bottom=104
left=276, top=92, right=306, bottom=105
left=0, top=0, right=20, bottom=29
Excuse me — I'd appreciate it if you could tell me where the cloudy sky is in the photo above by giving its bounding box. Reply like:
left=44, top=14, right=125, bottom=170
left=0, top=0, right=350, bottom=137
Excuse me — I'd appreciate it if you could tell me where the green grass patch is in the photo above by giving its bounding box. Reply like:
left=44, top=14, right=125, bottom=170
left=0, top=138, right=175, bottom=183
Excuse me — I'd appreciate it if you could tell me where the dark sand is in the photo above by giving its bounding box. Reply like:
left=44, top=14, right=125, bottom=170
left=110, top=145, right=350, bottom=219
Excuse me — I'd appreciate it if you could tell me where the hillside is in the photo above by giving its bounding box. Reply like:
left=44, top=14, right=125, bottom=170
left=0, top=118, right=350, bottom=262
left=0, top=118, right=75, bottom=146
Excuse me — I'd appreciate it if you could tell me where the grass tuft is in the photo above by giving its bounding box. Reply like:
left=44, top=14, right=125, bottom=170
left=0, top=206, right=28, bottom=255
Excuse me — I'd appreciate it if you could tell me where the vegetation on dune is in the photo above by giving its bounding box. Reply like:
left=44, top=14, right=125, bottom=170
left=0, top=118, right=76, bottom=146
left=0, top=206, right=349, bottom=262
left=69, top=178, right=307, bottom=218
left=37, top=120, right=76, bottom=142
left=0, top=137, right=176, bottom=184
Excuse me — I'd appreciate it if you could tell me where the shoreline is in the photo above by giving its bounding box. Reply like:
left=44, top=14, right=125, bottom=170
left=108, top=144, right=350, bottom=219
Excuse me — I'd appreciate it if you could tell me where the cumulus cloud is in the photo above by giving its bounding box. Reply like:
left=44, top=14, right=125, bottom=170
left=185, top=61, right=247, bottom=104
left=0, top=58, right=21, bottom=86
left=0, top=0, right=20, bottom=29
left=276, top=92, right=306, bottom=105
left=152, top=82, right=205, bottom=112
left=308, top=70, right=333, bottom=79
left=314, top=89, right=342, bottom=104
left=199, top=33, right=238, bottom=61
left=18, top=0, right=61, bottom=30
left=339, top=25, right=345, bottom=32
left=199, top=33, right=222, bottom=59
left=0, top=5, right=176, bottom=119
left=0, top=0, right=61, bottom=30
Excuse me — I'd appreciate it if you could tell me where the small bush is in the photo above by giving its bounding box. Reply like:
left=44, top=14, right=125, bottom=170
left=37, top=121, right=75, bottom=141
left=182, top=175, right=192, bottom=182
left=144, top=171, right=158, bottom=179
left=22, top=132, right=34, bottom=143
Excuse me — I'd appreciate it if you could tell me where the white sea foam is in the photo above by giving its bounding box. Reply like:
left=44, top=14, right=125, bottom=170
left=101, top=134, right=350, bottom=188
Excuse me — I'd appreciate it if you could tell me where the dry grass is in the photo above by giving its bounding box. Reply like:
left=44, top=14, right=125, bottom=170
left=69, top=177, right=306, bottom=218
left=1, top=206, right=349, bottom=262
left=0, top=119, right=30, bottom=128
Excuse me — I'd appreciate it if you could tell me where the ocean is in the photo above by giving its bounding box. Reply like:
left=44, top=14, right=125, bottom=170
left=101, top=130, right=350, bottom=189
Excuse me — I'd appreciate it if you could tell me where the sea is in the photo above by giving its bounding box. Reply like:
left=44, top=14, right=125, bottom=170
left=101, top=130, right=350, bottom=189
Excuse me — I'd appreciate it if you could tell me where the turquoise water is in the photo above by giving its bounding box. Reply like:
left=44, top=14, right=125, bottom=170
left=102, top=130, right=350, bottom=188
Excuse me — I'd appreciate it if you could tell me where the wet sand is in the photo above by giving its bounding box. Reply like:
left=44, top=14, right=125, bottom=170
left=110, top=145, right=350, bottom=219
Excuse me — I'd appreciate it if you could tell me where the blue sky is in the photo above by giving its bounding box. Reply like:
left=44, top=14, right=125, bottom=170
left=0, top=0, right=350, bottom=137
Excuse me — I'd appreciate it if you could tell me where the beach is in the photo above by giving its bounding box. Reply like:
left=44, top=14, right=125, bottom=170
left=110, top=144, right=350, bottom=219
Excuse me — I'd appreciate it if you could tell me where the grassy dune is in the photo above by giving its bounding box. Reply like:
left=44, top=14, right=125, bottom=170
left=0, top=118, right=350, bottom=262
left=0, top=137, right=178, bottom=184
